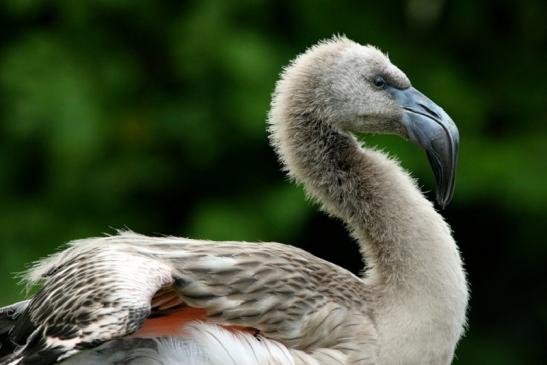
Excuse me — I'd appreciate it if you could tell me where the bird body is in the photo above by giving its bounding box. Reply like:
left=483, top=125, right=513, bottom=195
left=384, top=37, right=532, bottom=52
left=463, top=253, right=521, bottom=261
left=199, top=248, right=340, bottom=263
left=7, top=233, right=376, bottom=365
left=0, top=36, right=468, bottom=365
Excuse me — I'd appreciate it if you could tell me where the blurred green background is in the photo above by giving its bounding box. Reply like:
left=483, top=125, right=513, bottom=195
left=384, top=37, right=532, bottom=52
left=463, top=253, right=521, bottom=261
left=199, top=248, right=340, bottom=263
left=0, top=0, right=545, bottom=363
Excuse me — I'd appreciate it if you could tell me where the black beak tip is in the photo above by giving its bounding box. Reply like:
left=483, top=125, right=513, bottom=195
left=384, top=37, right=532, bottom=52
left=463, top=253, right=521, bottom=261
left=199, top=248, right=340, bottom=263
left=436, top=195, right=449, bottom=210
left=435, top=186, right=455, bottom=210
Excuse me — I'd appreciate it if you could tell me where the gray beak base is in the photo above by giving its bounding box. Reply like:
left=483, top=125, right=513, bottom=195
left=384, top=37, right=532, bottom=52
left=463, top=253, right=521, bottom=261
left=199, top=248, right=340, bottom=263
left=387, top=86, right=460, bottom=208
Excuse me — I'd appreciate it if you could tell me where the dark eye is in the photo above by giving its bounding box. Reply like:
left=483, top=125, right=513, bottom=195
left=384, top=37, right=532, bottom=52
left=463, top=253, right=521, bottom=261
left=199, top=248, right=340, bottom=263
left=373, top=75, right=385, bottom=88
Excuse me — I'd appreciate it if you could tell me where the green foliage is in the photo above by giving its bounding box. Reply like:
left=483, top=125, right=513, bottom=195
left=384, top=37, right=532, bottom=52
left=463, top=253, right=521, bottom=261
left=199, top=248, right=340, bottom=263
left=0, top=0, right=545, bottom=363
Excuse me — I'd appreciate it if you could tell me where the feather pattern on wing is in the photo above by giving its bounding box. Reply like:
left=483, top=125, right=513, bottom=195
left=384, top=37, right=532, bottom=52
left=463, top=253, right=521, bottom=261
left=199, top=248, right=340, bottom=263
left=2, top=231, right=377, bottom=365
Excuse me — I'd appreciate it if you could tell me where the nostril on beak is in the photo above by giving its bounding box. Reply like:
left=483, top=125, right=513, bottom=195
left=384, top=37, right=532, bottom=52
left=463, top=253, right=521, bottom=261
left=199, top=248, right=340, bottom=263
left=418, top=102, right=441, bottom=119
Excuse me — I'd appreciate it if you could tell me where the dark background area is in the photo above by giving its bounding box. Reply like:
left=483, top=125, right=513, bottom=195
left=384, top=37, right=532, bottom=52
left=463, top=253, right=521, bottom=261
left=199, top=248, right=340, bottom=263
left=0, top=0, right=545, bottom=363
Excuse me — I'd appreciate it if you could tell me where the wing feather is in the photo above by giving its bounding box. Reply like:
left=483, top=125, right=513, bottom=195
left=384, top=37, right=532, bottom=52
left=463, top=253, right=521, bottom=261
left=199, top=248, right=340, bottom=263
left=4, top=231, right=377, bottom=364
left=4, top=237, right=173, bottom=364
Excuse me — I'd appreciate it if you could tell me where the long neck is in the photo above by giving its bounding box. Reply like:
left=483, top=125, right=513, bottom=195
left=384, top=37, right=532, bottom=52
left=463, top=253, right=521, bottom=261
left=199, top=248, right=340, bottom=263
left=270, top=108, right=466, bottom=298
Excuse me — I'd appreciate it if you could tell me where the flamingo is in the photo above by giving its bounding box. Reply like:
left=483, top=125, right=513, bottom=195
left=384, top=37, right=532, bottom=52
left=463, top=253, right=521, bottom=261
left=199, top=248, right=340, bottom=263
left=0, top=36, right=467, bottom=365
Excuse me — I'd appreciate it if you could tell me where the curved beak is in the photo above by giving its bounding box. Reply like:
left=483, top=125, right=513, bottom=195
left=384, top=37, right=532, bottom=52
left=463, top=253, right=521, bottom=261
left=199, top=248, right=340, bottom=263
left=387, top=86, right=459, bottom=208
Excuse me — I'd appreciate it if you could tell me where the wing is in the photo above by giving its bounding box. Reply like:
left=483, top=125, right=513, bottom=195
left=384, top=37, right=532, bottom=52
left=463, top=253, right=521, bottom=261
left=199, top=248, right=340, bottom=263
left=2, top=236, right=174, bottom=365
left=1, top=301, right=30, bottom=361
left=3, top=231, right=377, bottom=365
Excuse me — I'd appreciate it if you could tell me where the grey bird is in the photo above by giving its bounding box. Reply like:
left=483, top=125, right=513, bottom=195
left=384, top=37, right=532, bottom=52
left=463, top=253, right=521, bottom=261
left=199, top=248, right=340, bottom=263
left=0, top=36, right=468, bottom=365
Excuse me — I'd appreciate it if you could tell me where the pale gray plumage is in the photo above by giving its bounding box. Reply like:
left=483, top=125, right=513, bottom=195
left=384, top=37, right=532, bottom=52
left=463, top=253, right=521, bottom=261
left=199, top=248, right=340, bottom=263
left=0, top=36, right=468, bottom=365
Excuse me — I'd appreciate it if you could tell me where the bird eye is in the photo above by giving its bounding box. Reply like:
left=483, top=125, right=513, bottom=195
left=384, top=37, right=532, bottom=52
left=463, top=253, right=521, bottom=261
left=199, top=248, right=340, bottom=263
left=373, top=76, right=385, bottom=88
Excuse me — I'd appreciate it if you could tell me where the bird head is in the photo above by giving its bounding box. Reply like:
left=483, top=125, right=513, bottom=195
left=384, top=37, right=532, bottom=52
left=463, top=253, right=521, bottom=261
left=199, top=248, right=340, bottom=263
left=285, top=36, right=459, bottom=208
